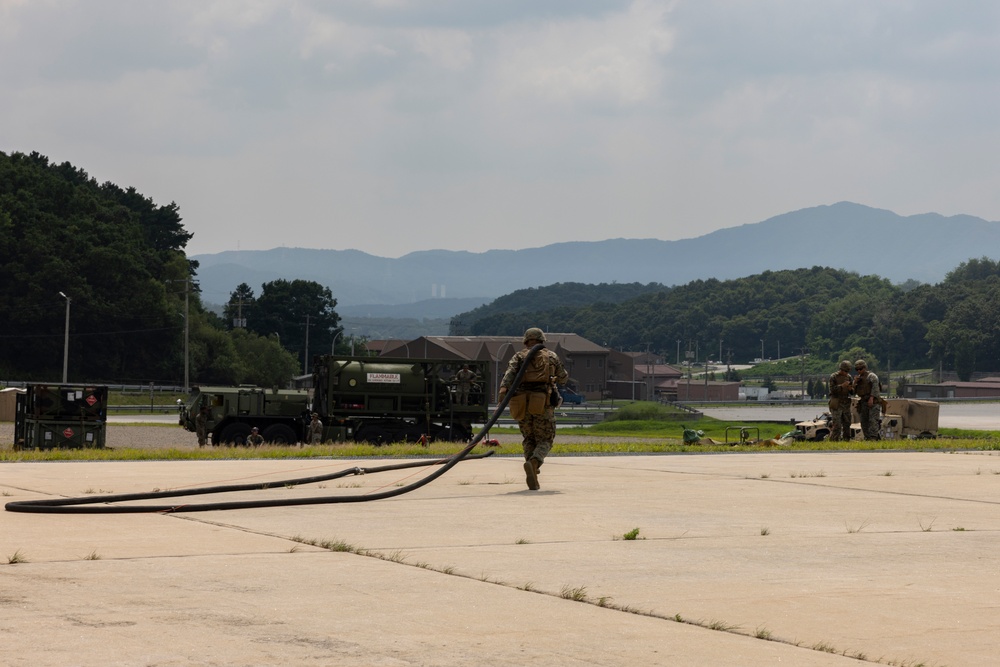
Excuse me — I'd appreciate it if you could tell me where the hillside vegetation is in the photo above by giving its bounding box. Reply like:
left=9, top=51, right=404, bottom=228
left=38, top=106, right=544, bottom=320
left=453, top=263, right=1000, bottom=375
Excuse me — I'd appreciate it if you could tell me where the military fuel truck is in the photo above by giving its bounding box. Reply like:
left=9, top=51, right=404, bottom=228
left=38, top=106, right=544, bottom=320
left=794, top=397, right=939, bottom=441
left=179, top=355, right=490, bottom=445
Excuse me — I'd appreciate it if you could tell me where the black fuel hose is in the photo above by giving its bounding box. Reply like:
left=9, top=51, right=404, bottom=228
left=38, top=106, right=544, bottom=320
left=5, top=344, right=541, bottom=514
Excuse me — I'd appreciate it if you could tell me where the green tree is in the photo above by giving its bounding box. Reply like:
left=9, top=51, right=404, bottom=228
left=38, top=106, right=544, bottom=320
left=248, top=279, right=341, bottom=373
left=223, top=283, right=256, bottom=331
left=230, top=329, right=300, bottom=387
left=0, top=150, right=194, bottom=382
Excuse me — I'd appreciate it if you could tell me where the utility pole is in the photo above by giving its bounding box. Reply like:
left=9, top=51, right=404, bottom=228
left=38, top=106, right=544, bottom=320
left=183, top=281, right=189, bottom=391
left=59, top=292, right=71, bottom=383
left=303, top=315, right=315, bottom=374
left=800, top=347, right=806, bottom=399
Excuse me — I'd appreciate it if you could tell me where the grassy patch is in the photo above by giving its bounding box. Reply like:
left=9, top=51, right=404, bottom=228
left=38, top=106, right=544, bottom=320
left=3, top=409, right=1000, bottom=461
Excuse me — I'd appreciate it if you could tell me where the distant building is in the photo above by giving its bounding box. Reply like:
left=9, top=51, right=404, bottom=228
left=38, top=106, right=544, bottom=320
left=903, top=381, right=1000, bottom=399
left=377, top=334, right=614, bottom=403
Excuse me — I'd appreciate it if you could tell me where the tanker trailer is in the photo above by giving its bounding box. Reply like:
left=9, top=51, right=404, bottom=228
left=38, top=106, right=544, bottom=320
left=312, top=355, right=490, bottom=444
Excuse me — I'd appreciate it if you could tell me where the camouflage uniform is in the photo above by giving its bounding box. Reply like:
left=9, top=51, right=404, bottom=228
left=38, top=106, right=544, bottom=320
left=247, top=428, right=264, bottom=447
left=308, top=414, right=324, bottom=444
left=455, top=365, right=476, bottom=405
left=827, top=362, right=854, bottom=441
left=853, top=361, right=881, bottom=440
left=195, top=409, right=208, bottom=447
left=499, top=329, right=568, bottom=490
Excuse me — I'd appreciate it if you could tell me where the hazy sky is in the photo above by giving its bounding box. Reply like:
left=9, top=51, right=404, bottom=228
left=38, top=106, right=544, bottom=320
left=3, top=1, right=998, bottom=257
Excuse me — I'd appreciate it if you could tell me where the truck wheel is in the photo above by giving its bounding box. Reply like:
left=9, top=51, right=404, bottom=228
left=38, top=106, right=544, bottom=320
left=356, top=426, right=393, bottom=446
left=813, top=429, right=830, bottom=442
left=436, top=424, right=471, bottom=442
left=262, top=424, right=298, bottom=445
left=219, top=423, right=252, bottom=446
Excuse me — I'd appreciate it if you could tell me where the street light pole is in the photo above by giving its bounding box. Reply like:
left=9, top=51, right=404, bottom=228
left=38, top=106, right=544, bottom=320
left=331, top=329, right=343, bottom=355
left=183, top=282, right=189, bottom=391
left=59, top=292, right=71, bottom=383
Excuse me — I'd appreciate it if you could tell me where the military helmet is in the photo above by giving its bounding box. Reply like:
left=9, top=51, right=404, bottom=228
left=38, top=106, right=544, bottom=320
left=523, top=327, right=546, bottom=343
left=839, top=360, right=852, bottom=372
left=854, top=359, right=868, bottom=370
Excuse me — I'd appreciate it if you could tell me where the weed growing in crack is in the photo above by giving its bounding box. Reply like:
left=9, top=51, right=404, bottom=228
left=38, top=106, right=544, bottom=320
left=708, top=619, right=741, bottom=632
left=7, top=550, right=28, bottom=564
left=560, top=585, right=588, bottom=602
left=845, top=518, right=872, bottom=533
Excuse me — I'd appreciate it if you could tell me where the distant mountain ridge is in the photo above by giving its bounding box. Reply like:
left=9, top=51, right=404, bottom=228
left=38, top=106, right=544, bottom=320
left=192, top=202, right=1000, bottom=315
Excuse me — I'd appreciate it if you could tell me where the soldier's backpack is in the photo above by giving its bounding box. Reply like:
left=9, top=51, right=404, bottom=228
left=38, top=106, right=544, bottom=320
left=521, top=350, right=553, bottom=384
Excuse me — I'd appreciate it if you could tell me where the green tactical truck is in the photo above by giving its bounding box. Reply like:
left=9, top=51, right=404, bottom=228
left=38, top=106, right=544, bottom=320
left=178, top=355, right=490, bottom=445
left=178, top=386, right=311, bottom=445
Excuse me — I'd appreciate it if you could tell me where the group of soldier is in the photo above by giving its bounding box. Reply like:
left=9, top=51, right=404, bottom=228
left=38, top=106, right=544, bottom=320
left=827, top=358, right=883, bottom=441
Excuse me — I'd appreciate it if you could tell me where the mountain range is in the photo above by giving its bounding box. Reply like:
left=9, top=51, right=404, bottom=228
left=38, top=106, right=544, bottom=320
left=192, top=202, right=1000, bottom=318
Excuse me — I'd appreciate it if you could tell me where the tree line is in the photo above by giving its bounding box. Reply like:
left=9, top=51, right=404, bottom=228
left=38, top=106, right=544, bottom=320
left=452, top=262, right=1000, bottom=378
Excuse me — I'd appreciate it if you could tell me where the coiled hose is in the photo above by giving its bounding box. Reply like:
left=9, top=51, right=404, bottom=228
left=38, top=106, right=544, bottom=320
left=5, top=345, right=541, bottom=514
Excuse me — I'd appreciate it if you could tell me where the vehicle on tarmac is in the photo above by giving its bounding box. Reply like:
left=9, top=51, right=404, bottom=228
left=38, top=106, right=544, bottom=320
left=179, top=355, right=490, bottom=445
left=794, top=397, right=939, bottom=441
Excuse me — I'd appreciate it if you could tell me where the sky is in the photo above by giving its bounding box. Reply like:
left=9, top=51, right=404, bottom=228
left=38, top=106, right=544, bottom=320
left=3, top=1, right=999, bottom=258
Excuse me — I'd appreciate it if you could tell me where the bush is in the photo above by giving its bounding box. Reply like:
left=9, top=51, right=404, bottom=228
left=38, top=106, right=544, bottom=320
left=606, top=402, right=685, bottom=422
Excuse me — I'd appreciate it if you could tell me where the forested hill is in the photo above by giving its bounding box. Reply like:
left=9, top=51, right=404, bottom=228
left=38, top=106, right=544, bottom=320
left=451, top=282, right=667, bottom=332
left=453, top=263, right=1000, bottom=375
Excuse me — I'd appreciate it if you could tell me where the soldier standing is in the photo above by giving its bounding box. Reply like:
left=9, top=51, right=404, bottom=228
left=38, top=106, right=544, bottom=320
left=308, top=412, right=324, bottom=444
left=195, top=407, right=209, bottom=447
left=497, top=328, right=568, bottom=491
left=827, top=361, right=854, bottom=441
left=455, top=364, right=476, bottom=405
left=853, top=359, right=881, bottom=440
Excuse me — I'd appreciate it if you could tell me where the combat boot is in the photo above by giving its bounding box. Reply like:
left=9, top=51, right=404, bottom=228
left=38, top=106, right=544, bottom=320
left=523, top=458, right=540, bottom=491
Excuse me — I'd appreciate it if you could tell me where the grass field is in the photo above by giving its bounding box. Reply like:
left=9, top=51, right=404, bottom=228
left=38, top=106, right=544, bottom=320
left=2, top=400, right=998, bottom=461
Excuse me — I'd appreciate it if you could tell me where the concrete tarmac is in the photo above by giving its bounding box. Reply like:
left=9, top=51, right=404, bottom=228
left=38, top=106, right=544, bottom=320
left=3, top=451, right=999, bottom=666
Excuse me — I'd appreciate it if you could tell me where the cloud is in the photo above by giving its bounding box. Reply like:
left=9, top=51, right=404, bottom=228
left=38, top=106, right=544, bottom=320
left=1, top=1, right=999, bottom=260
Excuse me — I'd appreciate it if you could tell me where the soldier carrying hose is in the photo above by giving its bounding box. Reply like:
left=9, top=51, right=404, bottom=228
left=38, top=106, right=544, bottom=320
left=497, top=328, right=568, bottom=491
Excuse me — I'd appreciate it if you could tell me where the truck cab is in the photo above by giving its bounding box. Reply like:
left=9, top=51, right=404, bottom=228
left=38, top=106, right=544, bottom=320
left=179, top=385, right=311, bottom=445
